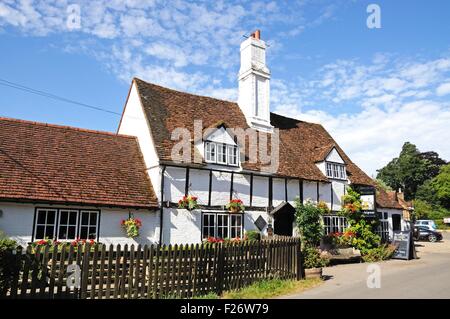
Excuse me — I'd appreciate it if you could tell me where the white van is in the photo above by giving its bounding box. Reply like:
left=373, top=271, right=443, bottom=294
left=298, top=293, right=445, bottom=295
left=415, top=220, right=437, bottom=231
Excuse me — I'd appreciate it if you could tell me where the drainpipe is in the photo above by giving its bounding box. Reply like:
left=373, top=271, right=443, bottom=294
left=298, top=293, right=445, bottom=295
left=159, top=165, right=166, bottom=244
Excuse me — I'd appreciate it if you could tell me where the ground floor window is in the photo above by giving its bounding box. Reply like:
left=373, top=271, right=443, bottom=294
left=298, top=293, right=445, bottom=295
left=323, top=215, right=348, bottom=235
left=34, top=208, right=100, bottom=241
left=202, top=212, right=243, bottom=239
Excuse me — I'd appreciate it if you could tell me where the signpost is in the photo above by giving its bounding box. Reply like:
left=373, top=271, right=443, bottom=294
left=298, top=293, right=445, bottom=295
left=392, top=231, right=412, bottom=260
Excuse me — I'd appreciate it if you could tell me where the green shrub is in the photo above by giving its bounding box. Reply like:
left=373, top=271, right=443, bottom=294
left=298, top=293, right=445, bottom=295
left=245, top=230, right=261, bottom=241
left=303, top=246, right=329, bottom=269
left=295, top=199, right=324, bottom=247
left=361, top=244, right=396, bottom=263
left=0, top=236, right=19, bottom=295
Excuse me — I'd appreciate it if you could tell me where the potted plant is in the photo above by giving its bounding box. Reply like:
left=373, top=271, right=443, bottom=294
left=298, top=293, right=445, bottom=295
left=121, top=215, right=142, bottom=238
left=303, top=246, right=329, bottom=278
left=226, top=199, right=245, bottom=213
left=178, top=195, right=199, bottom=211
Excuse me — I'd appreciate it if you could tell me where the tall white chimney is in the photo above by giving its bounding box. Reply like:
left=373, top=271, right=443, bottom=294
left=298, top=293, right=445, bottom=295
left=238, top=30, right=273, bottom=133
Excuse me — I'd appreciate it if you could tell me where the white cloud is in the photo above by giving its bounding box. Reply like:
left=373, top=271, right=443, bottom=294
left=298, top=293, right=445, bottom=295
left=3, top=1, right=448, bottom=178
left=436, top=82, right=450, bottom=96
left=273, top=55, right=450, bottom=175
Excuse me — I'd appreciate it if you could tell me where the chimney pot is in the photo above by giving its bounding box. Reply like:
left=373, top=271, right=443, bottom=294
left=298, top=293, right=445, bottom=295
left=251, top=29, right=261, bottom=40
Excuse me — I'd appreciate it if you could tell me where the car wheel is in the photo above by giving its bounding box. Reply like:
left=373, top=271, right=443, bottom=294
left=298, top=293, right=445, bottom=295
left=428, top=234, right=437, bottom=242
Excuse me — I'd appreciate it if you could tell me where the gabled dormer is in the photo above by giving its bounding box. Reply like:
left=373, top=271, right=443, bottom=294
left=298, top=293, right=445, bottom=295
left=201, top=126, right=239, bottom=167
left=315, top=145, right=347, bottom=180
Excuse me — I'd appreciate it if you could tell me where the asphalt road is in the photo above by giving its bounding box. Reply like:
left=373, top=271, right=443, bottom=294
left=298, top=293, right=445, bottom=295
left=284, top=231, right=450, bottom=299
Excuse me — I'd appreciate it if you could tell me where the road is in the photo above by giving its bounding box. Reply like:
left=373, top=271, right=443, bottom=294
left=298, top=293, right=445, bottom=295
left=284, top=231, right=450, bottom=299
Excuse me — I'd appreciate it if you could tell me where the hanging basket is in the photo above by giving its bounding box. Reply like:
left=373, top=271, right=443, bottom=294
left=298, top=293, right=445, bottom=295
left=226, top=199, right=245, bottom=213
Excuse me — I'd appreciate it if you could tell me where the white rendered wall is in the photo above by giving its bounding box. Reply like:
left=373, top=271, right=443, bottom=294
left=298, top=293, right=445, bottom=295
left=211, top=171, right=232, bottom=206
left=0, top=202, right=158, bottom=247
left=326, top=148, right=345, bottom=163
left=303, top=181, right=318, bottom=203
left=188, top=169, right=210, bottom=206
left=118, top=83, right=161, bottom=199
left=232, top=173, right=251, bottom=206
left=162, top=208, right=271, bottom=245
left=272, top=178, right=285, bottom=207
left=287, top=179, right=301, bottom=205
left=252, top=176, right=269, bottom=207
left=331, top=180, right=346, bottom=211
left=319, top=182, right=332, bottom=209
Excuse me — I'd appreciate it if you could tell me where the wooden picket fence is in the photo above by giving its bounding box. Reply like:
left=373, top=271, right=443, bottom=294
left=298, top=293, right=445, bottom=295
left=2, top=237, right=303, bottom=299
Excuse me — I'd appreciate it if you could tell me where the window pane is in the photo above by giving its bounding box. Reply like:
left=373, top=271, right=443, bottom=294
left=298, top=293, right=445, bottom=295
left=46, top=210, right=55, bottom=224
left=90, top=213, right=97, bottom=226
left=35, top=225, right=45, bottom=239
left=59, top=225, right=68, bottom=239
left=88, top=227, right=97, bottom=239
left=60, top=211, right=68, bottom=225
left=37, top=211, right=46, bottom=224
left=80, top=227, right=88, bottom=239
left=81, top=212, right=89, bottom=225
left=45, top=226, right=54, bottom=238
left=69, top=211, right=77, bottom=224
left=68, top=226, right=76, bottom=239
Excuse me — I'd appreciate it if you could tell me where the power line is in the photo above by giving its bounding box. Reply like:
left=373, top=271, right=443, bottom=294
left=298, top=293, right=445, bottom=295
left=0, top=78, right=122, bottom=116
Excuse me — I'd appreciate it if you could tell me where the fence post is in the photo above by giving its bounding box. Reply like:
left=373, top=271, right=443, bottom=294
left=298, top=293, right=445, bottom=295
left=215, top=243, right=225, bottom=296
left=296, top=239, right=304, bottom=280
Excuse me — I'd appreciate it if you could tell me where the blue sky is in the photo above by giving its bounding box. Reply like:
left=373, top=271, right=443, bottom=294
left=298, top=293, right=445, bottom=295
left=1, top=0, right=450, bottom=175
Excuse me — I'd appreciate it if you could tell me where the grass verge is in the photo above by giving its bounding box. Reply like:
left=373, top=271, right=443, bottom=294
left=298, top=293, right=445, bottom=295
left=221, top=278, right=323, bottom=299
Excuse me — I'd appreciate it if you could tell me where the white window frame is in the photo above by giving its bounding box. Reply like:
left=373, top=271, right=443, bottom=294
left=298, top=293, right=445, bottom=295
left=325, top=162, right=347, bottom=180
left=205, top=141, right=216, bottom=163
left=34, top=208, right=57, bottom=240
left=204, top=141, right=239, bottom=167
left=79, top=210, right=100, bottom=240
left=217, top=143, right=227, bottom=164
left=230, top=214, right=243, bottom=239
left=227, top=145, right=238, bottom=166
left=203, top=213, right=217, bottom=239
left=202, top=212, right=243, bottom=239
left=33, top=208, right=100, bottom=241
left=323, top=215, right=348, bottom=235
left=57, top=209, right=79, bottom=240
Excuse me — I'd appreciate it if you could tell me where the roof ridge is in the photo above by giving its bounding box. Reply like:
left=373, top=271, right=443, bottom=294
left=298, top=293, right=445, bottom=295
left=0, top=116, right=136, bottom=139
left=133, top=77, right=238, bottom=104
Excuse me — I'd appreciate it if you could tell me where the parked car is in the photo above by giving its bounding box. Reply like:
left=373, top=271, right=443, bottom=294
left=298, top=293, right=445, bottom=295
left=414, top=226, right=443, bottom=242
left=415, top=220, right=437, bottom=231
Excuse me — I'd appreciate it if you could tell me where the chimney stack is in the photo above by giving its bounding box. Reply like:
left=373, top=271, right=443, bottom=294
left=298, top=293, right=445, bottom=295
left=237, top=29, right=273, bottom=133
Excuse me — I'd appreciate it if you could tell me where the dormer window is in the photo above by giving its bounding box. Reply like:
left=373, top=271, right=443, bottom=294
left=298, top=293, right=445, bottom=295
left=326, top=162, right=346, bottom=180
left=205, top=141, right=239, bottom=166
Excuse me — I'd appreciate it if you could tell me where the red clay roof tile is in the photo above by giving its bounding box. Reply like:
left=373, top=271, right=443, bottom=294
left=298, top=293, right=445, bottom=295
left=0, top=117, right=158, bottom=208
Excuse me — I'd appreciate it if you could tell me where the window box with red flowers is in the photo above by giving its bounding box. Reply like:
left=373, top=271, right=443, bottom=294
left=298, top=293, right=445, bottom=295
left=226, top=199, right=245, bottom=213
left=178, top=195, right=199, bottom=211
left=121, top=215, right=142, bottom=238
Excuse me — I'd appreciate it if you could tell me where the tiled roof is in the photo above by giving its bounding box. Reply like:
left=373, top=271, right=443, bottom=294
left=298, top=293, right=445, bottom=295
left=376, top=188, right=403, bottom=209
left=0, top=117, right=158, bottom=208
left=133, top=78, right=374, bottom=186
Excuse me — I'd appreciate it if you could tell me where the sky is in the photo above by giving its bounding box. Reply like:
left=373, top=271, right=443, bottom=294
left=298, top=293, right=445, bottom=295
left=0, top=0, right=449, bottom=176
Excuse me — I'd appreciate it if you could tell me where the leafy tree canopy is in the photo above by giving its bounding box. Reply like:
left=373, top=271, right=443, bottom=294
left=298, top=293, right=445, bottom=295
left=376, top=142, right=447, bottom=200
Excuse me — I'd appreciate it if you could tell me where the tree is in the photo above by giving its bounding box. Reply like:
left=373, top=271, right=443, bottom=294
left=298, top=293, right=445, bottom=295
left=419, top=151, right=447, bottom=181
left=430, top=164, right=450, bottom=208
left=377, top=142, right=446, bottom=200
